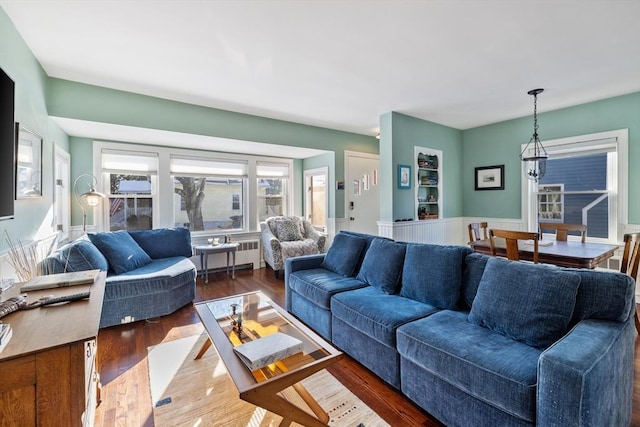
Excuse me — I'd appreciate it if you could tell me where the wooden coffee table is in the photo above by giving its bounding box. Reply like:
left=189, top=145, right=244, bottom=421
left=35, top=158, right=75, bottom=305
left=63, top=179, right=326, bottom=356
left=194, top=291, right=343, bottom=427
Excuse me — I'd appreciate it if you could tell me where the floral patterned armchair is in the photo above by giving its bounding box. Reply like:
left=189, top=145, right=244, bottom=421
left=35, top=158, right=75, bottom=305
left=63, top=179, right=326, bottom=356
left=260, top=216, right=326, bottom=278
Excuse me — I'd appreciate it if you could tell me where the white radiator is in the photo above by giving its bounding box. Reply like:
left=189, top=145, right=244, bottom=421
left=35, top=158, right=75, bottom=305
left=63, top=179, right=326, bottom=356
left=195, top=239, right=261, bottom=271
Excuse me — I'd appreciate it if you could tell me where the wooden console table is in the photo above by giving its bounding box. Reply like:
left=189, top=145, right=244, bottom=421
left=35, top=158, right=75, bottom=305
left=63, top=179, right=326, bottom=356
left=0, top=272, right=106, bottom=426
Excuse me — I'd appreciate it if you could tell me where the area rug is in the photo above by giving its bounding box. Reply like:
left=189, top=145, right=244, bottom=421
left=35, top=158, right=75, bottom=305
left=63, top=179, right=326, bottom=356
left=148, top=332, right=389, bottom=426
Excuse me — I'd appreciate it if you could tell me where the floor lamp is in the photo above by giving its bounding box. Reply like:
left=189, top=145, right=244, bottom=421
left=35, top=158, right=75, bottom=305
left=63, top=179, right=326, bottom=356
left=73, top=174, right=106, bottom=231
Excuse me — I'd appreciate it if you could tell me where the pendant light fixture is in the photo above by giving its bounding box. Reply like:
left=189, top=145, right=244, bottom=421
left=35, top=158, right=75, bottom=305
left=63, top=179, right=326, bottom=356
left=520, top=88, right=547, bottom=182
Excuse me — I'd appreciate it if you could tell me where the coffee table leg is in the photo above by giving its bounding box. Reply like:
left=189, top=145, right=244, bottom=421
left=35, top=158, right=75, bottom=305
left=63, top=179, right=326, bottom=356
left=194, top=338, right=212, bottom=360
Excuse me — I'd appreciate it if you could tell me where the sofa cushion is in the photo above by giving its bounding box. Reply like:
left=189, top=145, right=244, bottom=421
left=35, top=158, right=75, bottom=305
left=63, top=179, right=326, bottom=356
left=321, top=232, right=367, bottom=277
left=128, top=227, right=192, bottom=259
left=331, top=286, right=438, bottom=347
left=566, top=268, right=635, bottom=324
left=469, top=257, right=580, bottom=349
left=88, top=230, right=152, bottom=275
left=41, top=239, right=109, bottom=273
left=400, top=244, right=471, bottom=309
left=460, top=252, right=490, bottom=309
left=356, top=238, right=406, bottom=294
left=274, top=217, right=304, bottom=241
left=288, top=268, right=368, bottom=309
left=397, top=311, right=542, bottom=423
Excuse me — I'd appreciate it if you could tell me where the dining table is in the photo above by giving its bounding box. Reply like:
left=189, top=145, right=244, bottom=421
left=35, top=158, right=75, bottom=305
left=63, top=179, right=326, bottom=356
left=469, top=238, right=619, bottom=269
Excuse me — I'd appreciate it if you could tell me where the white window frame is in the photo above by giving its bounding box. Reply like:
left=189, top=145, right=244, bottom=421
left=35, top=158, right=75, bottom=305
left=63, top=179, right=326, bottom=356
left=93, top=141, right=294, bottom=233
left=522, top=129, right=628, bottom=243
left=538, top=184, right=565, bottom=223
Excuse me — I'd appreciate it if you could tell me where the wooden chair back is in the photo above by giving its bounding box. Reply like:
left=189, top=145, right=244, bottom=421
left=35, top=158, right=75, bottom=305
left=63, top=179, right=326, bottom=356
left=468, top=222, right=488, bottom=242
left=539, top=222, right=587, bottom=243
left=489, top=229, right=540, bottom=264
left=620, top=232, right=640, bottom=333
left=621, top=233, right=640, bottom=279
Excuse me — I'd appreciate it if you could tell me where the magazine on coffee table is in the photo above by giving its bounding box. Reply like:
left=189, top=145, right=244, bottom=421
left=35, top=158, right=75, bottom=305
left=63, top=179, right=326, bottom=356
left=233, top=332, right=303, bottom=371
left=20, top=269, right=100, bottom=292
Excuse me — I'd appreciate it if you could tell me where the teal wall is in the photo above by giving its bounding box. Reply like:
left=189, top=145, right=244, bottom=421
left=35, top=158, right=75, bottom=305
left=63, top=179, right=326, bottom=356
left=462, top=92, right=640, bottom=222
left=0, top=7, right=69, bottom=252
left=380, top=112, right=463, bottom=221
left=47, top=78, right=378, bottom=224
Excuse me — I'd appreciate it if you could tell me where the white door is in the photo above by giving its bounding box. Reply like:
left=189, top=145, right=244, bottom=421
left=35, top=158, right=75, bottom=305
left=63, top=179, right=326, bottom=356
left=54, top=145, right=71, bottom=239
left=345, top=151, right=380, bottom=234
left=304, top=167, right=328, bottom=232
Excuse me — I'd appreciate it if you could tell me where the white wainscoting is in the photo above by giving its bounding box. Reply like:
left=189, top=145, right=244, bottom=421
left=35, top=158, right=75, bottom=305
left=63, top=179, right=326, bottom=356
left=377, top=217, right=526, bottom=245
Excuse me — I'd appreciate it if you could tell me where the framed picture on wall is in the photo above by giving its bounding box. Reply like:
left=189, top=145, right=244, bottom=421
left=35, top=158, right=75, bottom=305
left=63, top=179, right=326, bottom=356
left=16, top=124, right=43, bottom=198
left=475, top=165, right=504, bottom=191
left=397, top=164, right=411, bottom=189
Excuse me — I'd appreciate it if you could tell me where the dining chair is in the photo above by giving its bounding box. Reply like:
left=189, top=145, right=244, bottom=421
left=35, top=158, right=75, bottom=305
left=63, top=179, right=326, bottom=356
left=468, top=222, right=488, bottom=242
left=489, top=229, right=540, bottom=264
left=539, top=222, right=587, bottom=243
left=620, top=232, right=640, bottom=333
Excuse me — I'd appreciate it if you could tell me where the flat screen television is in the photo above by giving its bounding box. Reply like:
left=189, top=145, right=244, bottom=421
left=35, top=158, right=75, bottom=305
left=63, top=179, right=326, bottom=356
left=0, top=67, right=16, bottom=220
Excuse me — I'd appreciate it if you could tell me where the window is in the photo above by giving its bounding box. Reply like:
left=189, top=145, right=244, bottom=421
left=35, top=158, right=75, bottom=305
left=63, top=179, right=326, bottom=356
left=171, top=156, right=247, bottom=232
left=95, top=142, right=293, bottom=233
left=101, top=149, right=158, bottom=231
left=524, top=130, right=628, bottom=242
left=538, top=184, right=564, bottom=222
left=257, top=162, right=289, bottom=223
left=108, top=174, right=153, bottom=230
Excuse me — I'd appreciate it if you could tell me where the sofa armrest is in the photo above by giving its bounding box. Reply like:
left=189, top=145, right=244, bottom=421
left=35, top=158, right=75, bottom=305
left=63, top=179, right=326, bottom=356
left=284, top=254, right=326, bottom=311
left=537, top=319, right=634, bottom=426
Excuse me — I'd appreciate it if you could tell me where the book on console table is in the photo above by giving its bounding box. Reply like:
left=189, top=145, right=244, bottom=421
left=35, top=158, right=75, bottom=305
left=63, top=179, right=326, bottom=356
left=233, top=332, right=303, bottom=371
left=20, top=269, right=100, bottom=292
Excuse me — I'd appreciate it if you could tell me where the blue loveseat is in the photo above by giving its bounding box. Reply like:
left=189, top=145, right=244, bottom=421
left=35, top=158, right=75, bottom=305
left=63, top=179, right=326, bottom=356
left=41, top=228, right=197, bottom=328
left=285, top=231, right=635, bottom=426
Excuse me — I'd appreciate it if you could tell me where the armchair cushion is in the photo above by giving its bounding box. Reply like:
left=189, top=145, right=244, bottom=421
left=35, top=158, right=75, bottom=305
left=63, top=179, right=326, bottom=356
left=274, top=217, right=304, bottom=242
left=469, top=257, right=580, bottom=349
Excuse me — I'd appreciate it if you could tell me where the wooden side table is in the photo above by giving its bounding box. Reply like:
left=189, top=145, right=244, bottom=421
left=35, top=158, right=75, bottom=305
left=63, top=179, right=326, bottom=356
left=194, top=242, right=240, bottom=282
left=0, top=272, right=106, bottom=426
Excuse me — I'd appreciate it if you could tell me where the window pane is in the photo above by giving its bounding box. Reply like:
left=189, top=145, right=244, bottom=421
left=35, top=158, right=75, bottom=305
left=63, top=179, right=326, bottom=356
left=108, top=174, right=153, bottom=231
left=109, top=197, right=153, bottom=231
left=257, top=178, right=287, bottom=222
left=539, top=153, right=608, bottom=238
left=174, top=177, right=244, bottom=231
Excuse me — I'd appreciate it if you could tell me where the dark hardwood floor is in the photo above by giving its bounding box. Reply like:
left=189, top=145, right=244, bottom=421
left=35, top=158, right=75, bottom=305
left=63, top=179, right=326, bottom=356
left=94, top=267, right=640, bottom=426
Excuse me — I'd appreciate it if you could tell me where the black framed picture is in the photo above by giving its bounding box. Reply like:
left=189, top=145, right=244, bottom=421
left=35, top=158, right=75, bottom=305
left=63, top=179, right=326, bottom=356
left=475, top=165, right=504, bottom=191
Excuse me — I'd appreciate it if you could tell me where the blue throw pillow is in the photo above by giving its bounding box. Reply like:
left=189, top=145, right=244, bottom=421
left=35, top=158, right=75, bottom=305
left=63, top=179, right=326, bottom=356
left=356, top=238, right=406, bottom=294
left=128, top=228, right=192, bottom=259
left=88, top=231, right=152, bottom=274
left=468, top=257, right=580, bottom=349
left=41, top=239, right=109, bottom=273
left=321, top=233, right=367, bottom=277
left=400, top=244, right=470, bottom=309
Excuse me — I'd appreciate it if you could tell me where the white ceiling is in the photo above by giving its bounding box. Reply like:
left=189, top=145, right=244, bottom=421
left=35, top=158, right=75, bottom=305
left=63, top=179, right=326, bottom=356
left=2, top=0, right=639, bottom=156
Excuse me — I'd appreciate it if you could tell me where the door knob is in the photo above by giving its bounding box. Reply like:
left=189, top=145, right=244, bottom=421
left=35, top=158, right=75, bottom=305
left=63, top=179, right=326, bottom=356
left=350, top=217, right=355, bottom=221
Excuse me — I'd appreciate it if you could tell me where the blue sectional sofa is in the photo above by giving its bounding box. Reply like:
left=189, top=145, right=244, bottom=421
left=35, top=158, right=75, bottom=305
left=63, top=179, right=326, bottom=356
left=285, top=231, right=635, bottom=426
left=41, top=228, right=197, bottom=328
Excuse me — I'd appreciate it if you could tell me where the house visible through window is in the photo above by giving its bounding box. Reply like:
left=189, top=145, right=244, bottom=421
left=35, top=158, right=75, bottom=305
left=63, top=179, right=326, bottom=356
left=171, top=157, right=247, bottom=232
left=101, top=149, right=158, bottom=231
left=525, top=129, right=628, bottom=242
left=257, top=162, right=289, bottom=223
left=538, top=184, right=564, bottom=222
left=95, top=142, right=293, bottom=233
